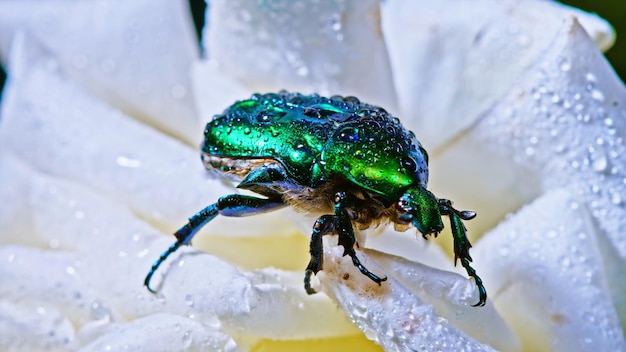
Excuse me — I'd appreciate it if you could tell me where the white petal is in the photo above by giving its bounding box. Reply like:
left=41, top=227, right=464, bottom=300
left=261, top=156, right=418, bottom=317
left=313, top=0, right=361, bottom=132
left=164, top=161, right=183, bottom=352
left=0, top=160, right=355, bottom=342
left=470, top=18, right=626, bottom=258
left=418, top=13, right=626, bottom=249
left=0, top=0, right=201, bottom=144
left=317, top=243, right=515, bottom=351
left=382, top=0, right=615, bottom=151
left=0, top=299, right=75, bottom=351
left=192, top=59, right=252, bottom=123
left=77, top=314, right=236, bottom=352
left=0, top=34, right=298, bottom=238
left=206, top=0, right=397, bottom=111
left=365, top=225, right=451, bottom=270
left=473, top=189, right=626, bottom=351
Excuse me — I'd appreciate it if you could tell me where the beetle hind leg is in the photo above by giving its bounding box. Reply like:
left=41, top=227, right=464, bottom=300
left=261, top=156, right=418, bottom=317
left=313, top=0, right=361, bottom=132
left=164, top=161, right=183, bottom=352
left=144, top=194, right=285, bottom=293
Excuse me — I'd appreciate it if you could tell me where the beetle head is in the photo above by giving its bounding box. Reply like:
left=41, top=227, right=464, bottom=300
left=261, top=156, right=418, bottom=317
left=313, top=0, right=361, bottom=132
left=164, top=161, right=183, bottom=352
left=395, top=186, right=443, bottom=236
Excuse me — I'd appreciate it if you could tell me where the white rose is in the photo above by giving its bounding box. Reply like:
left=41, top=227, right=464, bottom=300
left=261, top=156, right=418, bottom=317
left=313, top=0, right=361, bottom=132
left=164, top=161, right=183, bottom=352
left=0, top=1, right=623, bottom=351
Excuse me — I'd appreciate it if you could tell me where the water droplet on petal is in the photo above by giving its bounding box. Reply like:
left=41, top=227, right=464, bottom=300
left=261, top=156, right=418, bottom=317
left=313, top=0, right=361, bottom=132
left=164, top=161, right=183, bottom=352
left=559, top=57, right=571, bottom=71
left=182, top=331, right=193, bottom=348
left=185, top=294, right=194, bottom=307
left=591, top=89, right=605, bottom=102
left=586, top=73, right=597, bottom=82
left=116, top=156, right=142, bottom=168
left=592, top=156, right=608, bottom=172
left=611, top=192, right=622, bottom=205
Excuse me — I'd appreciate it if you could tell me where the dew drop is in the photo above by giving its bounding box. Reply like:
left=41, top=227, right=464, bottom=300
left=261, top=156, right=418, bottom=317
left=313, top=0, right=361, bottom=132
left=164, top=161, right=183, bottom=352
left=591, top=89, right=605, bottom=102
left=91, top=301, right=111, bottom=321
left=182, top=331, right=193, bottom=348
left=611, top=192, right=622, bottom=205
left=592, top=156, right=608, bottom=172
left=586, top=73, right=597, bottom=82
left=116, top=156, right=142, bottom=168
left=296, top=66, right=309, bottom=77
left=136, top=248, right=149, bottom=258
left=184, top=294, right=194, bottom=307
left=558, top=57, right=571, bottom=71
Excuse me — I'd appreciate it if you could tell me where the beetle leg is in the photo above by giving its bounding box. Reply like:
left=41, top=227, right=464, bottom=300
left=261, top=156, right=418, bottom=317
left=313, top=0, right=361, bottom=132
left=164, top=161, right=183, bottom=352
left=438, top=199, right=487, bottom=307
left=334, top=192, right=387, bottom=287
left=304, top=215, right=335, bottom=294
left=145, top=194, right=285, bottom=293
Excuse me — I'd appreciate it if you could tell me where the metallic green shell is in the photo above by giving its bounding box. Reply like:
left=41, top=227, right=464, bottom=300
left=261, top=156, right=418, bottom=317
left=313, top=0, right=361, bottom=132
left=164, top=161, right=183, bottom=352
left=202, top=91, right=429, bottom=199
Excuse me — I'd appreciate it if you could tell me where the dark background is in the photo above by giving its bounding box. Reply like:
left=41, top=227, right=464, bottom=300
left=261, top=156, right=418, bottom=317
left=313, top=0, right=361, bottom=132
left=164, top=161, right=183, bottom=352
left=0, top=0, right=623, bottom=97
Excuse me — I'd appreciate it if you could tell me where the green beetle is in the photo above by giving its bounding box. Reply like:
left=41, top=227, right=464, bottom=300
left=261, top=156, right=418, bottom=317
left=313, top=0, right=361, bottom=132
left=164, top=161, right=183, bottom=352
left=145, top=91, right=486, bottom=307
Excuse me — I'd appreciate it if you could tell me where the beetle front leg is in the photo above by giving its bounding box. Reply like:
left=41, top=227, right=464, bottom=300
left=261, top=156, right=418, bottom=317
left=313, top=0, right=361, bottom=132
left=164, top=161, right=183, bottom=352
left=144, top=194, right=285, bottom=293
left=439, top=199, right=487, bottom=307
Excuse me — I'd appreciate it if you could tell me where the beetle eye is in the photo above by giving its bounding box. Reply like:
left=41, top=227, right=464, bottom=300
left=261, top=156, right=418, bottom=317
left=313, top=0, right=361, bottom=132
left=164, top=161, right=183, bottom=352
left=402, top=157, right=417, bottom=173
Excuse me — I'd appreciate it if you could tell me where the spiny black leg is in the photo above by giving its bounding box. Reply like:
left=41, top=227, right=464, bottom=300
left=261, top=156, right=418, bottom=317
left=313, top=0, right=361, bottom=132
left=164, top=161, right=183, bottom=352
left=145, top=204, right=218, bottom=293
left=439, top=199, right=486, bottom=307
left=304, top=215, right=334, bottom=294
left=144, top=194, right=285, bottom=293
left=333, top=192, right=387, bottom=286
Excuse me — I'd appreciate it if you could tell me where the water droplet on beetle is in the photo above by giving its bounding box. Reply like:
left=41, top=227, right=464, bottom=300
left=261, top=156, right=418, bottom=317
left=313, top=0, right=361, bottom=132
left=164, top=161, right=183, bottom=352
left=243, top=127, right=251, bottom=135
